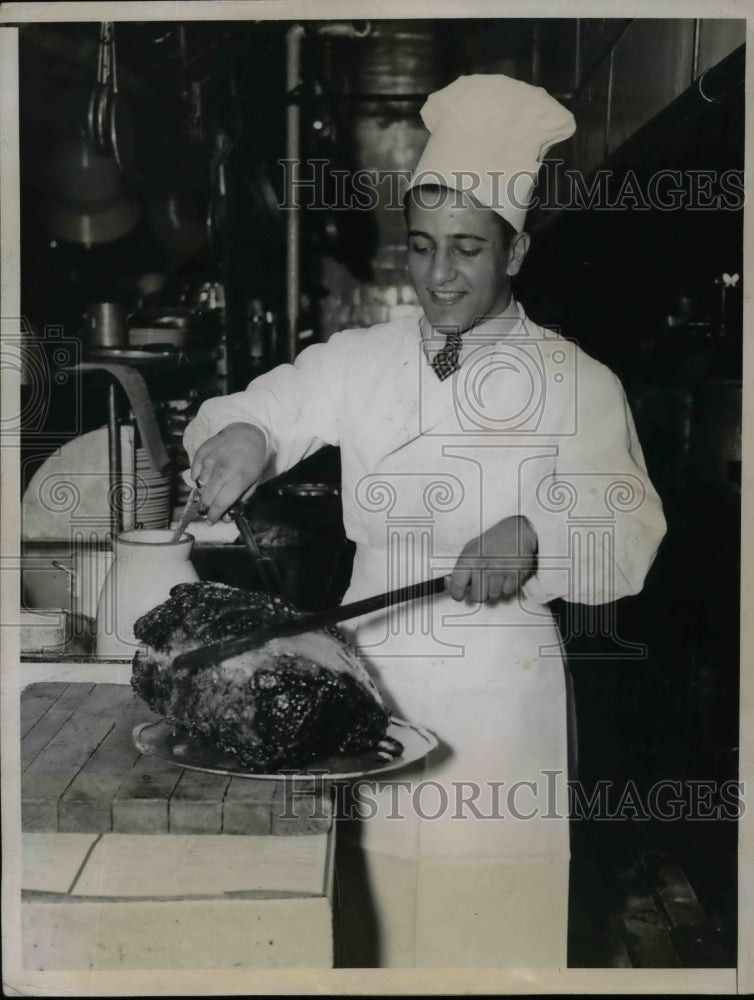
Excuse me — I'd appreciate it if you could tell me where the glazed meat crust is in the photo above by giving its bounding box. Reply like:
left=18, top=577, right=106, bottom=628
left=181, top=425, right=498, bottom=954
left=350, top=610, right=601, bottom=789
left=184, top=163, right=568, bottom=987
left=131, top=582, right=391, bottom=771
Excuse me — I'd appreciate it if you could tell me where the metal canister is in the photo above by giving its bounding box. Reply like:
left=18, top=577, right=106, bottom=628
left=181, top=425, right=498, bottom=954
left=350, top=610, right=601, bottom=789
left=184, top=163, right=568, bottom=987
left=84, top=302, right=128, bottom=347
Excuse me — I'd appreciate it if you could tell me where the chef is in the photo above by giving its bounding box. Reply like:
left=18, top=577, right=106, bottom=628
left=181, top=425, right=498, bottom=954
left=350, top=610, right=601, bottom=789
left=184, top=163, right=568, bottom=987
left=184, top=74, right=666, bottom=968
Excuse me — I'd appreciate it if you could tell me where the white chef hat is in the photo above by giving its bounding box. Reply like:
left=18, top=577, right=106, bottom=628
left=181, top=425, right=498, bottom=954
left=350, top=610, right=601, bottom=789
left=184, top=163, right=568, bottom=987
left=408, top=74, right=576, bottom=233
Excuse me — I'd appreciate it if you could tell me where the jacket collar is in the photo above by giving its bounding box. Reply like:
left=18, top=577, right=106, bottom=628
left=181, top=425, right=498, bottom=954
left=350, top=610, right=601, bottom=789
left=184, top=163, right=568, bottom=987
left=419, top=297, right=527, bottom=369
left=375, top=301, right=534, bottom=461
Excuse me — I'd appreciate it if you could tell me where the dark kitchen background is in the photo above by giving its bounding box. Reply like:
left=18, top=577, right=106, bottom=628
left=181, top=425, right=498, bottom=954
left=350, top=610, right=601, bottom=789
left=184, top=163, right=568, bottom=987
left=16, top=17, right=743, bottom=968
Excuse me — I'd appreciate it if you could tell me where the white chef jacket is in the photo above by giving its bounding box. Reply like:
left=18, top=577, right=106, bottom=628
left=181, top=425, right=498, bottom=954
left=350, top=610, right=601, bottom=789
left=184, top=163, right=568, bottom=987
left=183, top=300, right=666, bottom=967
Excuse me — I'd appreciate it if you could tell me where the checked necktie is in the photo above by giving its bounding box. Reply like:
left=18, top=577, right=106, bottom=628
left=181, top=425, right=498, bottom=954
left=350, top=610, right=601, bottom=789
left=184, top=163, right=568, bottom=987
left=431, top=330, right=463, bottom=381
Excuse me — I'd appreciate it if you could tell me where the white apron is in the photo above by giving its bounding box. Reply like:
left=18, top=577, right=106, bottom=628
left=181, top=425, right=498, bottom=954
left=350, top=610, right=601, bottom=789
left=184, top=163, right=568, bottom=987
left=335, top=544, right=571, bottom=968
left=183, top=303, right=666, bottom=968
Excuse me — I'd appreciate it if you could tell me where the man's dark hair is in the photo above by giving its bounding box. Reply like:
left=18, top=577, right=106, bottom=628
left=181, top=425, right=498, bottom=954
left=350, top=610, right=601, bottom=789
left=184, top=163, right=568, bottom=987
left=403, top=185, right=518, bottom=250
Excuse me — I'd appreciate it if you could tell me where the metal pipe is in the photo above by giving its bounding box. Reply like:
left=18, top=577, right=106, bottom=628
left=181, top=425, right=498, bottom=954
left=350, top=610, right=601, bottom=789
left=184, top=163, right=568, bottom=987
left=285, top=24, right=305, bottom=363
left=691, top=19, right=701, bottom=83
left=604, top=49, right=615, bottom=159
left=106, top=382, right=122, bottom=537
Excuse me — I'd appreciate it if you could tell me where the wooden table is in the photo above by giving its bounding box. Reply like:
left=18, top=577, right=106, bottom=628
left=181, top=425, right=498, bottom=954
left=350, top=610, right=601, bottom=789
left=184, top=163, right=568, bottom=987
left=21, top=681, right=336, bottom=970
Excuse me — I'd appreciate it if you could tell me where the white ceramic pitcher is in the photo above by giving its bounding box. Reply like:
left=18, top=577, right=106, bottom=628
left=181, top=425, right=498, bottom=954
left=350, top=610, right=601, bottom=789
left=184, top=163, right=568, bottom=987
left=96, top=529, right=199, bottom=657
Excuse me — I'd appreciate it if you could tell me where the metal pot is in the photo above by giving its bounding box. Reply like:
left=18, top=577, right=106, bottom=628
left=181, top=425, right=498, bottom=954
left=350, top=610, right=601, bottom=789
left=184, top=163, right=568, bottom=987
left=128, top=326, right=188, bottom=349
left=128, top=305, right=220, bottom=349
left=129, top=305, right=197, bottom=329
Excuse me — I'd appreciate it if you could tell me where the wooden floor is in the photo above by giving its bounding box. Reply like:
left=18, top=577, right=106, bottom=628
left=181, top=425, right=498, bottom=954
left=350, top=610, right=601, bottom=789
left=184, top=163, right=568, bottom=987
left=568, top=818, right=735, bottom=968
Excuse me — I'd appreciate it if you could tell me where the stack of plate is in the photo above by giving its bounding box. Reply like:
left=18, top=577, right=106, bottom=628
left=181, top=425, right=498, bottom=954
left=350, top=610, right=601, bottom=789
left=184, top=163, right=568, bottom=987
left=134, top=447, right=171, bottom=529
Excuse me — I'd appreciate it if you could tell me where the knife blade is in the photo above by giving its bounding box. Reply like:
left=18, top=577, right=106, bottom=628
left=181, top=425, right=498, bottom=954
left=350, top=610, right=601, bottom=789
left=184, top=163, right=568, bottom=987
left=171, top=575, right=448, bottom=670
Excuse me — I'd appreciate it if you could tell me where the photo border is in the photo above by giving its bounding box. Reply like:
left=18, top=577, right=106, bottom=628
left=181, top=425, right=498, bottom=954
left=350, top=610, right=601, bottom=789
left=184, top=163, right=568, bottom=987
left=1, top=1, right=750, bottom=994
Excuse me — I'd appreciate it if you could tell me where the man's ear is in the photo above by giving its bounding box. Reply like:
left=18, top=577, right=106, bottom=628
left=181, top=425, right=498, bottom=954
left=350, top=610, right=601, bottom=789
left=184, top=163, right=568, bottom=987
left=506, top=231, right=531, bottom=277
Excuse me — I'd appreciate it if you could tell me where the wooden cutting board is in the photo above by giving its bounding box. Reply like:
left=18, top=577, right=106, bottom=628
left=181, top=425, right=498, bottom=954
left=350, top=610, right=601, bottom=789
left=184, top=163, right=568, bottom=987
left=21, top=682, right=332, bottom=836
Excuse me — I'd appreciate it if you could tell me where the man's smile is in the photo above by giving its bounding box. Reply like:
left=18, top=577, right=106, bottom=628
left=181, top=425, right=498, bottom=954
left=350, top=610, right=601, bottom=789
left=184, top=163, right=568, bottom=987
left=429, top=289, right=468, bottom=305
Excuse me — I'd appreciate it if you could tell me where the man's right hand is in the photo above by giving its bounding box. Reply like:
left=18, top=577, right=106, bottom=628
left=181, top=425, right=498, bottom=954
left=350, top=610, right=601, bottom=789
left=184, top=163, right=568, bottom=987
left=189, top=423, right=268, bottom=524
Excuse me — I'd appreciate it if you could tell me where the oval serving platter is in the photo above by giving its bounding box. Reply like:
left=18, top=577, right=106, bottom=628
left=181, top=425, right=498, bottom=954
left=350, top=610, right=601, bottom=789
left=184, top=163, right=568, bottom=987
left=133, top=716, right=438, bottom=781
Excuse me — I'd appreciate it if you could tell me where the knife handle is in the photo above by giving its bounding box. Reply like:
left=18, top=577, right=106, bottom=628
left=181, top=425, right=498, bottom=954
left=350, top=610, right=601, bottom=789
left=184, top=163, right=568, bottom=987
left=322, top=574, right=448, bottom=624
left=170, top=486, right=202, bottom=543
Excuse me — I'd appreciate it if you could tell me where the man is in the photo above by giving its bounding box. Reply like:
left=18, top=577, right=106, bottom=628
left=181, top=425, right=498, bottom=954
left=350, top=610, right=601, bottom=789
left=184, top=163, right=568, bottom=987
left=184, top=75, right=666, bottom=967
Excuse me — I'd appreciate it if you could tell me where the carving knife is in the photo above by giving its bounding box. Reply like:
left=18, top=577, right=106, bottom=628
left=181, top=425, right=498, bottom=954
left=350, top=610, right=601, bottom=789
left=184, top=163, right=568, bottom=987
left=172, top=575, right=448, bottom=669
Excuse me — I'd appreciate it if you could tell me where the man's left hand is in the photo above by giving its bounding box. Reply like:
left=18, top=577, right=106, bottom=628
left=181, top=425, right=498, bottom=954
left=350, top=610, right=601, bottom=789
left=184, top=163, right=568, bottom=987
left=448, top=515, right=538, bottom=603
